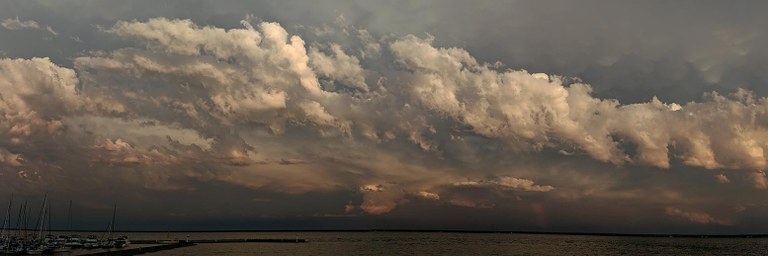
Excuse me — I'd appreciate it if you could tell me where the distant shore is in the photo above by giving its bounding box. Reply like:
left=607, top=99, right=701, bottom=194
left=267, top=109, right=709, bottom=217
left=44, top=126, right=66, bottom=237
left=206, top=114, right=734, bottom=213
left=35, top=229, right=768, bottom=238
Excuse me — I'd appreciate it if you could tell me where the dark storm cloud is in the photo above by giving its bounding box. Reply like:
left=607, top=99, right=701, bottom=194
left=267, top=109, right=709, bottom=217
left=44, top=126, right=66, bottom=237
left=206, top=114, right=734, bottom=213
left=1, top=0, right=768, bottom=233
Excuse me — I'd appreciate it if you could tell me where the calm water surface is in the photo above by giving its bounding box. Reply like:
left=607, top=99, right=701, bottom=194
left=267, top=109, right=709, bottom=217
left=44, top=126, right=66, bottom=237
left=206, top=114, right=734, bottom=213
left=115, top=232, right=768, bottom=255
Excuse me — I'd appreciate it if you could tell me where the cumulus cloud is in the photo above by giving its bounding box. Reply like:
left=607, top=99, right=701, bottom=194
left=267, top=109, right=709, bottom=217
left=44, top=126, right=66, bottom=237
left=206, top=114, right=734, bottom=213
left=1, top=17, right=57, bottom=36
left=45, top=26, right=58, bottom=36
left=359, top=184, right=385, bottom=192
left=360, top=196, right=399, bottom=215
left=752, top=171, right=767, bottom=189
left=309, top=43, right=368, bottom=91
left=76, top=17, right=359, bottom=139
left=279, top=158, right=306, bottom=165
left=453, top=176, right=555, bottom=192
left=391, top=35, right=768, bottom=172
left=0, top=147, right=24, bottom=166
left=1, top=17, right=39, bottom=30
left=665, top=207, right=731, bottom=225
left=6, top=14, right=768, bottom=225
left=0, top=57, right=83, bottom=147
left=359, top=186, right=403, bottom=215
left=417, top=191, right=440, bottom=200
left=715, top=174, right=730, bottom=184
left=91, top=138, right=178, bottom=166
left=80, top=17, right=768, bottom=180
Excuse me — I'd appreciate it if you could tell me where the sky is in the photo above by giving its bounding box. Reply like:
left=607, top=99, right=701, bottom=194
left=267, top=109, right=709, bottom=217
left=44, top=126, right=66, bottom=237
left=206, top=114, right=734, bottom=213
left=2, top=0, right=768, bottom=234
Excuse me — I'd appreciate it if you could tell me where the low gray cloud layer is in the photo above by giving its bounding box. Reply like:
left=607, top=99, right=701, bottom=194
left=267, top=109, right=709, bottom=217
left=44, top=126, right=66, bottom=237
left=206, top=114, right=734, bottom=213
left=1, top=1, right=768, bottom=232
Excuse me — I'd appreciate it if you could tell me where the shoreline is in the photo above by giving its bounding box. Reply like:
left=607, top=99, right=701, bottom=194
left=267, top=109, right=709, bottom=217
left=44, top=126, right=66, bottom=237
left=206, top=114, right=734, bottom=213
left=30, top=229, right=768, bottom=239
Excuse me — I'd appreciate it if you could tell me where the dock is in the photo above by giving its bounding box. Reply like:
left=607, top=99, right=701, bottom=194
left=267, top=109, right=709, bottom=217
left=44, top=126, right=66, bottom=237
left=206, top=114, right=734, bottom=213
left=79, top=242, right=196, bottom=256
left=78, top=238, right=306, bottom=255
left=132, top=238, right=307, bottom=244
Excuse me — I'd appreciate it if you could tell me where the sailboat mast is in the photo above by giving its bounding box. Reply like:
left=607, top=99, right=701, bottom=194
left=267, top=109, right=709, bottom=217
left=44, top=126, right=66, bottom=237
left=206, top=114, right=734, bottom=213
left=36, top=194, right=48, bottom=239
left=15, top=200, right=23, bottom=237
left=68, top=200, right=72, bottom=233
left=67, top=200, right=73, bottom=235
left=103, top=204, right=116, bottom=240
left=109, top=204, right=116, bottom=238
left=1, top=195, right=10, bottom=249
left=47, top=200, right=52, bottom=237
left=19, top=200, right=28, bottom=238
left=0, top=194, right=11, bottom=238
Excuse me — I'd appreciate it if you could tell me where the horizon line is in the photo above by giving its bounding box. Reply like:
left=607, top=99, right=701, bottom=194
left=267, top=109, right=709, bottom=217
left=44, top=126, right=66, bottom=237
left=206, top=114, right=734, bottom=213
left=17, top=229, right=768, bottom=238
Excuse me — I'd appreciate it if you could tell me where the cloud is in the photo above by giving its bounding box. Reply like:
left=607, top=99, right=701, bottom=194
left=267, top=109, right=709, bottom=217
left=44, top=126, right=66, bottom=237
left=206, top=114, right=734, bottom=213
left=752, top=171, right=767, bottom=189
left=344, top=201, right=356, bottom=214
left=715, top=174, right=730, bottom=184
left=77, top=17, right=358, bottom=138
left=107, top=17, right=325, bottom=96
left=309, top=43, right=368, bottom=91
left=45, top=26, right=58, bottom=36
left=3, top=13, right=768, bottom=229
left=63, top=115, right=214, bottom=151
left=79, top=17, right=768, bottom=182
left=91, top=138, right=178, bottom=166
left=0, top=57, right=83, bottom=147
left=495, top=176, right=556, bottom=192
left=390, top=35, right=768, bottom=171
left=1, top=17, right=57, bottom=36
left=1, top=17, right=39, bottom=30
left=359, top=186, right=403, bottom=215
left=665, top=207, right=731, bottom=225
left=279, top=158, right=306, bottom=165
left=0, top=147, right=24, bottom=166
left=453, top=176, right=555, bottom=192
left=359, top=184, right=384, bottom=192
left=417, top=191, right=440, bottom=200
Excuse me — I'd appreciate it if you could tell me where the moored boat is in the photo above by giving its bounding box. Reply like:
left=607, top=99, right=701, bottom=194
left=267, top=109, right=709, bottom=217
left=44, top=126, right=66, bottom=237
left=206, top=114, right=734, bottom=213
left=114, top=236, right=131, bottom=248
left=83, top=235, right=99, bottom=249
left=64, top=235, right=83, bottom=248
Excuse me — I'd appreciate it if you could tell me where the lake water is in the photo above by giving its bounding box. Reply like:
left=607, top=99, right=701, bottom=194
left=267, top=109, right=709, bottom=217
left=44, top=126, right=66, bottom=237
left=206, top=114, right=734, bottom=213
left=113, top=231, right=768, bottom=255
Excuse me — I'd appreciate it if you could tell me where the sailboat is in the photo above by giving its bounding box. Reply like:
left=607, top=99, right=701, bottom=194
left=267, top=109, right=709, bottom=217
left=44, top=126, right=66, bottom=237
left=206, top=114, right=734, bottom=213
left=50, top=200, right=72, bottom=252
left=99, top=205, right=117, bottom=248
left=0, top=195, right=12, bottom=252
left=100, top=204, right=130, bottom=248
left=32, top=195, right=59, bottom=254
left=7, top=200, right=29, bottom=254
left=115, top=235, right=130, bottom=248
left=113, top=204, right=130, bottom=248
left=63, top=201, right=83, bottom=248
left=82, top=234, right=99, bottom=249
left=44, top=200, right=70, bottom=253
left=26, top=194, right=52, bottom=255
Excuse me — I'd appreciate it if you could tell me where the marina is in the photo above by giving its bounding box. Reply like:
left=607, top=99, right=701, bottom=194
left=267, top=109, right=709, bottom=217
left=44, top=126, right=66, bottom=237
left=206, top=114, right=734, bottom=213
left=0, top=195, right=307, bottom=255
left=0, top=196, right=134, bottom=255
